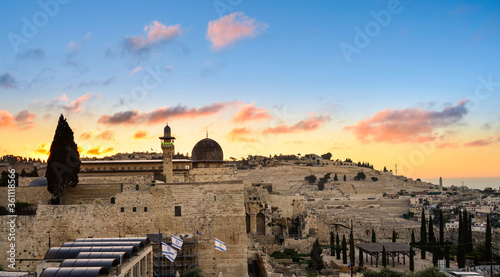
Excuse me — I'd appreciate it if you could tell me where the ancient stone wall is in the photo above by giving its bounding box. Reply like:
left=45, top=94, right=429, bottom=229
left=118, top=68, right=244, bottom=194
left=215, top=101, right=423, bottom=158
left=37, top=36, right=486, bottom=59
left=0, top=186, right=51, bottom=207
left=0, top=180, right=247, bottom=276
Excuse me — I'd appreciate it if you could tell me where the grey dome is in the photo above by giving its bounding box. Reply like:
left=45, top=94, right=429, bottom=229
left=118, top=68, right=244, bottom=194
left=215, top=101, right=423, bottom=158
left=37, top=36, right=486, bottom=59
left=28, top=177, right=47, bottom=187
left=191, top=138, right=223, bottom=161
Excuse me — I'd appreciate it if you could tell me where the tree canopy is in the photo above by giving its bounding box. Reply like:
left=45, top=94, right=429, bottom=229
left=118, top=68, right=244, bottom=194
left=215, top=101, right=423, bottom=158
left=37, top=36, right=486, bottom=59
left=45, top=114, right=81, bottom=198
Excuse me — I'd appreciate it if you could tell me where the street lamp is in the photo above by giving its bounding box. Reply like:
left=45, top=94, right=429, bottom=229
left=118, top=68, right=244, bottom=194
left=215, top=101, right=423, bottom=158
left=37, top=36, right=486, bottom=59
left=44, top=230, right=51, bottom=249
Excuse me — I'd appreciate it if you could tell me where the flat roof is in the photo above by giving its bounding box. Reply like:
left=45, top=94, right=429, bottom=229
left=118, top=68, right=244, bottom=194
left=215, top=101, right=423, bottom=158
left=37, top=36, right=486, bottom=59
left=81, top=159, right=192, bottom=164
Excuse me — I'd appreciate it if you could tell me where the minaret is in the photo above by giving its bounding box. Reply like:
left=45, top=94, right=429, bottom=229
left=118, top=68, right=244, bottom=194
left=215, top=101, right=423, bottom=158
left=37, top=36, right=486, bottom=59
left=159, top=124, right=175, bottom=182
left=439, top=177, right=443, bottom=191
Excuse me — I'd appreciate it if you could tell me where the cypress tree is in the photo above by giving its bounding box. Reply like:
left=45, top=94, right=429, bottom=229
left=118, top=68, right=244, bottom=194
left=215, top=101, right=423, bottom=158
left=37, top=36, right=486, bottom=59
left=382, top=246, right=387, bottom=267
left=485, top=214, right=492, bottom=262
left=457, top=210, right=466, bottom=268
left=409, top=246, right=415, bottom=272
left=392, top=230, right=396, bottom=242
left=420, top=209, right=427, bottom=259
left=308, top=238, right=325, bottom=270
left=46, top=114, right=81, bottom=198
left=429, top=214, right=435, bottom=244
left=439, top=209, right=444, bottom=245
left=342, top=234, right=347, bottom=264
left=444, top=245, right=450, bottom=268
left=372, top=228, right=376, bottom=243
left=467, top=212, right=473, bottom=253
left=349, top=228, right=355, bottom=266
left=330, top=232, right=335, bottom=256
left=358, top=248, right=364, bottom=267
left=336, top=232, right=341, bottom=259
left=343, top=174, right=346, bottom=182
left=411, top=230, right=416, bottom=245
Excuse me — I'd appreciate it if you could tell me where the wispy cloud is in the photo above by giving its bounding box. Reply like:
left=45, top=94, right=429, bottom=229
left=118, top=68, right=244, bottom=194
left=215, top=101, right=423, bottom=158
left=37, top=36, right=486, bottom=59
left=231, top=103, right=271, bottom=122
left=85, top=145, right=114, bottom=156
left=95, top=130, right=115, bottom=141
left=62, top=93, right=96, bottom=113
left=262, top=115, right=330, bottom=134
left=122, top=21, right=183, bottom=55
left=129, top=66, right=144, bottom=75
left=463, top=137, right=495, bottom=147
left=343, top=99, right=468, bottom=143
left=207, top=11, right=268, bottom=49
left=98, top=102, right=235, bottom=125
left=34, top=143, right=49, bottom=155
left=67, top=32, right=91, bottom=57
left=227, top=127, right=256, bottom=142
left=76, top=77, right=115, bottom=88
left=133, top=130, right=153, bottom=140
left=0, top=73, right=18, bottom=89
left=0, top=110, right=36, bottom=129
left=16, top=48, right=46, bottom=60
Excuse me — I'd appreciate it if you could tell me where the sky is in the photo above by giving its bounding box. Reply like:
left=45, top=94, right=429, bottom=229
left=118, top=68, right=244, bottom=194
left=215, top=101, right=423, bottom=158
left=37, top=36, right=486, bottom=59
left=1, top=0, right=500, bottom=181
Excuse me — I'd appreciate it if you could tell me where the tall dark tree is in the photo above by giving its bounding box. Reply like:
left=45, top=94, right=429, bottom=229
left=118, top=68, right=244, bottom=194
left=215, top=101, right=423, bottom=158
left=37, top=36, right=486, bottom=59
left=382, top=246, right=387, bottom=267
left=457, top=210, right=466, bottom=268
left=358, top=248, right=364, bottom=267
left=409, top=246, right=415, bottom=272
left=444, top=246, right=450, bottom=268
left=411, top=230, right=416, bottom=245
left=342, top=234, right=348, bottom=264
left=466, top=212, right=473, bottom=253
left=334, top=173, right=338, bottom=181
left=372, top=228, right=376, bottom=243
left=429, top=215, right=435, bottom=243
left=336, top=232, right=341, bottom=259
left=308, top=238, right=325, bottom=270
left=439, top=209, right=444, bottom=245
left=392, top=230, right=397, bottom=242
left=349, top=228, right=355, bottom=266
left=420, top=209, right=427, bottom=259
left=330, top=232, right=335, bottom=256
left=343, top=174, right=346, bottom=182
left=485, top=214, right=492, bottom=262
left=45, top=115, right=80, bottom=198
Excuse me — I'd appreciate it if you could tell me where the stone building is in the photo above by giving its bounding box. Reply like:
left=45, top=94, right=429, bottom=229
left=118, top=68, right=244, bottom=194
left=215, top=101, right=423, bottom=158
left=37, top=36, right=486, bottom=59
left=0, top=124, right=247, bottom=276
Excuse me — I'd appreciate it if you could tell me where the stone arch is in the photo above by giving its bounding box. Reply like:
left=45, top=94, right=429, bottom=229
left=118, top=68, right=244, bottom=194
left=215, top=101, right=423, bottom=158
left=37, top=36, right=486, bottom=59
left=256, top=212, right=265, bottom=235
left=246, top=213, right=251, bottom=233
left=110, top=197, right=115, bottom=204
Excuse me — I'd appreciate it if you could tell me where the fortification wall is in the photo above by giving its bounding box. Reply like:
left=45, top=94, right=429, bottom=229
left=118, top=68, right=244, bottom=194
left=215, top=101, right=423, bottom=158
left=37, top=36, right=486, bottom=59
left=0, top=186, right=50, bottom=207
left=0, top=180, right=248, bottom=276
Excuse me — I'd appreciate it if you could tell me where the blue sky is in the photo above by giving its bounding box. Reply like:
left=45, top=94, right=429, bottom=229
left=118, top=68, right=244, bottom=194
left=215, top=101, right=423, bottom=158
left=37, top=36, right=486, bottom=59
left=1, top=0, right=499, bottom=179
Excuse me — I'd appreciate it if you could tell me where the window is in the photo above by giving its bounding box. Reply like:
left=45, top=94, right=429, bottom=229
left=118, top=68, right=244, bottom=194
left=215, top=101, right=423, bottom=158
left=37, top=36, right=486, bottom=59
left=214, top=196, right=216, bottom=201
left=133, top=207, right=137, bottom=212
left=175, top=206, right=182, bottom=217
left=110, top=197, right=115, bottom=204
left=144, top=207, right=148, bottom=212
left=136, top=185, right=139, bottom=190
left=120, top=207, right=124, bottom=212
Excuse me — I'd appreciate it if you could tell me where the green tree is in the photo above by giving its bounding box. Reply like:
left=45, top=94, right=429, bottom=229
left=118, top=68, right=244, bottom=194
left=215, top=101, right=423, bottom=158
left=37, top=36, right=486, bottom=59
left=330, top=232, right=335, bottom=256
left=485, top=214, right=492, bottom=262
left=411, top=230, right=416, bottom=245
left=466, top=211, right=473, bottom=253
left=354, top=171, right=366, bottom=180
left=305, top=175, right=317, bottom=184
left=382, top=246, right=387, bottom=267
left=334, top=173, right=338, bottom=181
left=362, top=267, right=404, bottom=277
left=392, top=230, right=397, bottom=242
left=372, top=229, right=376, bottom=243
left=359, top=248, right=364, bottom=267
left=428, top=215, right=435, bottom=244
left=45, top=114, right=80, bottom=198
left=414, top=266, right=448, bottom=277
left=336, top=232, right=341, bottom=259
left=308, top=238, right=325, bottom=270
left=457, top=210, right=466, bottom=268
left=182, top=268, right=202, bottom=277
left=349, top=228, right=355, bottom=266
left=409, top=246, right=415, bottom=272
left=420, top=209, right=427, bottom=259
left=321, top=152, right=332, bottom=160
left=343, top=174, right=346, bottom=182
left=439, top=209, right=444, bottom=245
left=342, top=234, right=347, bottom=264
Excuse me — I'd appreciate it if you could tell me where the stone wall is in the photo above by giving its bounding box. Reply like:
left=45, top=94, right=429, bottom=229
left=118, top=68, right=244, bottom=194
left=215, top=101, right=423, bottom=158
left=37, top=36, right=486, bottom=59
left=0, top=180, right=248, bottom=276
left=0, top=186, right=51, bottom=207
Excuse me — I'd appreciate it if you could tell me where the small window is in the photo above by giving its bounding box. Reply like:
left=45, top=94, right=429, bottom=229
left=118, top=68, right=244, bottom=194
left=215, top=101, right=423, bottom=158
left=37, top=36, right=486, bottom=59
left=214, top=196, right=216, bottom=201
left=133, top=207, right=137, bottom=212
left=120, top=207, right=124, bottom=212
left=110, top=197, right=115, bottom=204
left=175, top=206, right=182, bottom=217
left=136, top=185, right=139, bottom=191
left=144, top=207, right=148, bottom=212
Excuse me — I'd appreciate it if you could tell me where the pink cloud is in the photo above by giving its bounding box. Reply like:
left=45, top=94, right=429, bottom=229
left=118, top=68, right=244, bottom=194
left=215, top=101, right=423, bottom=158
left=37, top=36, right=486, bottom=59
left=463, top=137, right=495, bottom=147
left=98, top=102, right=235, bottom=125
left=96, top=130, right=115, bottom=141
left=129, top=66, right=143, bottom=75
left=55, top=93, right=69, bottom=102
left=0, top=110, right=17, bottom=128
left=124, top=21, right=182, bottom=53
left=80, top=131, right=93, bottom=140
left=262, top=115, right=330, bottom=134
left=228, top=127, right=256, bottom=142
left=133, top=130, right=153, bottom=140
left=343, top=100, right=468, bottom=143
left=207, top=12, right=268, bottom=49
left=232, top=104, right=271, bottom=122
left=0, top=110, right=36, bottom=129
left=63, top=93, right=94, bottom=113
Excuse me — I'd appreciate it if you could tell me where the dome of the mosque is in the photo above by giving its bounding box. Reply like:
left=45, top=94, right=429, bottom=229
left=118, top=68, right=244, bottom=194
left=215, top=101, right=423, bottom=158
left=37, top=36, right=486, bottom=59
left=191, top=138, right=223, bottom=162
left=28, top=177, right=48, bottom=187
